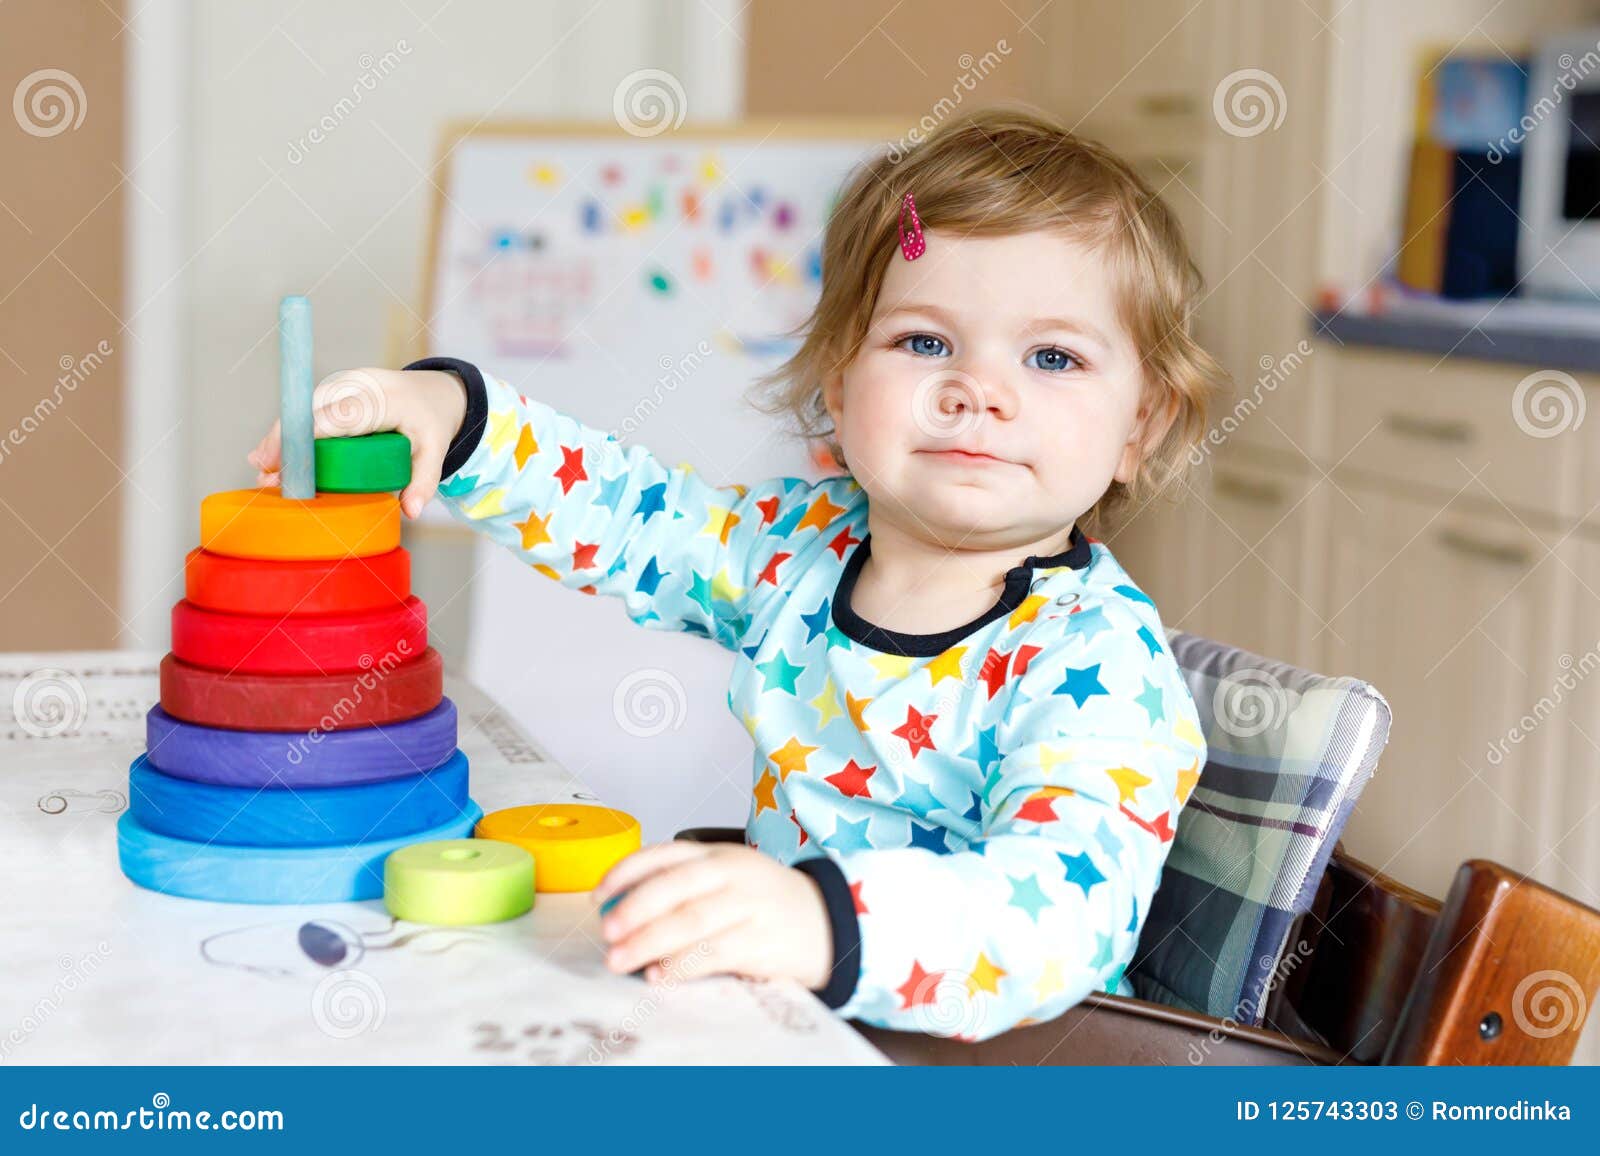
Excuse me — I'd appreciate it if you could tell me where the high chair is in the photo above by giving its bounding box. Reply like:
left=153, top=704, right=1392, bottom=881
left=679, top=629, right=1600, bottom=1065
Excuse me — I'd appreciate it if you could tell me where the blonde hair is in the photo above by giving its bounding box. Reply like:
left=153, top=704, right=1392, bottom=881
left=750, top=105, right=1230, bottom=535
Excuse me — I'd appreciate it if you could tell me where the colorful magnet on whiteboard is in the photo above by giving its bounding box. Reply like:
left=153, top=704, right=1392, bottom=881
left=117, top=800, right=484, bottom=905
left=682, top=189, right=701, bottom=222
left=581, top=200, right=602, bottom=234
left=145, top=699, right=458, bottom=789
left=314, top=431, right=413, bottom=493
left=384, top=839, right=535, bottom=925
left=475, top=804, right=641, bottom=893
left=159, top=648, right=442, bottom=731
left=200, top=489, right=400, bottom=560
left=279, top=295, right=315, bottom=500
left=774, top=202, right=795, bottom=230
left=601, top=164, right=623, bottom=186
left=170, top=596, right=427, bottom=676
left=184, top=547, right=410, bottom=616
left=646, top=270, right=672, bottom=295
left=129, top=749, right=470, bottom=847
left=692, top=247, right=713, bottom=282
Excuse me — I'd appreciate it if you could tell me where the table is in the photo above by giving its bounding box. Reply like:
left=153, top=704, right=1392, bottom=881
left=0, top=652, right=887, bottom=1065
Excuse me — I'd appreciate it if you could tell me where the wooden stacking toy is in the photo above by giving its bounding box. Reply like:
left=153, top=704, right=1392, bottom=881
left=115, top=295, right=483, bottom=906
left=475, top=804, right=642, bottom=892
left=383, top=839, right=536, bottom=925
left=316, top=431, right=413, bottom=493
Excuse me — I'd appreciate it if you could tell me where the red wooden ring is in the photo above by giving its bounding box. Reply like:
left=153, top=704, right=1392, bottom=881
left=170, top=596, right=429, bottom=675
left=184, top=547, right=410, bottom=616
left=159, top=648, right=443, bottom=730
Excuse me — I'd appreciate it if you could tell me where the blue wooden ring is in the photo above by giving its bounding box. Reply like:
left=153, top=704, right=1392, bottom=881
left=144, top=698, right=457, bottom=788
left=129, top=749, right=469, bottom=847
left=118, top=800, right=484, bottom=905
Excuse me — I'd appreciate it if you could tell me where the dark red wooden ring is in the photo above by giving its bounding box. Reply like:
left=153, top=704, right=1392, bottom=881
left=159, top=648, right=443, bottom=731
left=184, top=547, right=411, bottom=616
left=170, top=595, right=428, bottom=675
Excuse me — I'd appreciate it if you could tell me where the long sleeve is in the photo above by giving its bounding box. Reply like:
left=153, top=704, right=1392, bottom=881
left=407, top=358, right=829, bottom=651
left=826, top=597, right=1206, bottom=1040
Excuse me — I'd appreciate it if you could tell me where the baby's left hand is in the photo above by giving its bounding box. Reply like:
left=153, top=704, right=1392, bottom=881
left=593, top=842, right=833, bottom=990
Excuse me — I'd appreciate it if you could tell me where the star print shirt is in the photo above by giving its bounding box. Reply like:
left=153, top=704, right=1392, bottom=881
left=406, top=357, right=1208, bottom=1041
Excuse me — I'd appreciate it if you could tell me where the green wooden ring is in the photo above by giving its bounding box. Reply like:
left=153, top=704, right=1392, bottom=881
left=384, top=838, right=535, bottom=925
left=315, top=433, right=413, bottom=493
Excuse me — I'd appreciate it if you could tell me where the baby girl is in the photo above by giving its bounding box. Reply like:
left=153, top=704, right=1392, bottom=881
left=250, top=106, right=1226, bottom=1041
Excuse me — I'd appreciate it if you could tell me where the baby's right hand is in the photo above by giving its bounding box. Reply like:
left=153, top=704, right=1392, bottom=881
left=247, top=367, right=468, bottom=518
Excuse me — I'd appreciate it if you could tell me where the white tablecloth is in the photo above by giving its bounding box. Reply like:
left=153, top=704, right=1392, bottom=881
left=0, top=652, right=885, bottom=1065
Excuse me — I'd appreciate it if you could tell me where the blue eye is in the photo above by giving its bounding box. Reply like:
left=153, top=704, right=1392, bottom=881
left=899, top=334, right=948, bottom=357
left=1029, top=347, right=1080, bottom=373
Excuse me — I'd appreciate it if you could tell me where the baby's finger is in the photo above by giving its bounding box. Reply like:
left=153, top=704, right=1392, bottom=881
left=649, top=921, right=762, bottom=984
left=256, top=470, right=281, bottom=489
left=602, top=855, right=730, bottom=943
left=399, top=437, right=443, bottom=519
left=592, top=841, right=709, bottom=907
left=248, top=421, right=283, bottom=472
left=608, top=897, right=747, bottom=977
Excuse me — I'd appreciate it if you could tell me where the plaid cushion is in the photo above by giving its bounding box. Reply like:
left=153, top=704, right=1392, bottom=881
left=1126, top=630, right=1391, bottom=1025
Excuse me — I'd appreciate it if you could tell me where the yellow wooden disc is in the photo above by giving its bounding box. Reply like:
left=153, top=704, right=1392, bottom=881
left=200, top=488, right=401, bottom=560
left=475, top=803, right=641, bottom=893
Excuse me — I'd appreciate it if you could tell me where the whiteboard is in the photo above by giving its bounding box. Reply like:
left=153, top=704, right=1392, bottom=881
left=420, top=125, right=897, bottom=842
left=424, top=122, right=896, bottom=477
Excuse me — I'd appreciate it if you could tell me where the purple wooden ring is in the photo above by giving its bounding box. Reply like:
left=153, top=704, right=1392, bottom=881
left=144, top=697, right=458, bottom=788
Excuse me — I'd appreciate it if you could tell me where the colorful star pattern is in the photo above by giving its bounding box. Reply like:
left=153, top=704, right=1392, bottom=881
left=438, top=366, right=1210, bottom=1044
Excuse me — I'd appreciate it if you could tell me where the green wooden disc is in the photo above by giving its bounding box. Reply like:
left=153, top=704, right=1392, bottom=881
left=383, top=838, right=535, bottom=925
left=315, top=432, right=412, bottom=493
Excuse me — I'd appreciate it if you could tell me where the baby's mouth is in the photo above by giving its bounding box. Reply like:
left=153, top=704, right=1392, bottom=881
left=916, top=447, right=1015, bottom=467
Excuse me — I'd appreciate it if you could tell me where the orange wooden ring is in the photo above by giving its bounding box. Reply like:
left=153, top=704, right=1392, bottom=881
left=200, top=488, right=400, bottom=560
left=183, top=547, right=411, bottom=616
left=170, top=596, right=428, bottom=675
left=159, top=648, right=443, bottom=730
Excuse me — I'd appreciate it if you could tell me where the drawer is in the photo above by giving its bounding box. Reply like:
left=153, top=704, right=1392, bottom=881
left=1322, top=346, right=1584, bottom=522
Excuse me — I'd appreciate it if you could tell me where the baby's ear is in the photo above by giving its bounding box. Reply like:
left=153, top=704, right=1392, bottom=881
left=1115, top=389, right=1178, bottom=484
left=821, top=370, right=845, bottom=427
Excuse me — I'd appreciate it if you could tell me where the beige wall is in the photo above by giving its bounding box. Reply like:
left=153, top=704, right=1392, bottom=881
left=0, top=0, right=125, bottom=649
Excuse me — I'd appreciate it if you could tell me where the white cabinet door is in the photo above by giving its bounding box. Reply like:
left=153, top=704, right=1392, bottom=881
left=1186, top=456, right=1326, bottom=669
left=1323, top=482, right=1573, bottom=901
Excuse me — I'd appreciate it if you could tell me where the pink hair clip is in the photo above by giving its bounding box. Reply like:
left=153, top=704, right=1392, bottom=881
left=898, top=192, right=925, bottom=260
